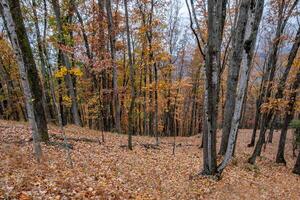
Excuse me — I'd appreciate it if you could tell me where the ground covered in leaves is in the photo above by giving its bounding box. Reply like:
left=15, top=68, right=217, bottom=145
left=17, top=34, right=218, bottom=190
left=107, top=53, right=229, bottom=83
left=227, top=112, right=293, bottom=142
left=0, top=120, right=299, bottom=199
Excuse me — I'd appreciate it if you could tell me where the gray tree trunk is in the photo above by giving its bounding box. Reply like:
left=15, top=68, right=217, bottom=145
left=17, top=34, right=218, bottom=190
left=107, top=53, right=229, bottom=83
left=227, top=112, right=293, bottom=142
left=217, top=0, right=264, bottom=174
left=106, top=0, right=121, bottom=133
left=219, top=0, right=252, bottom=155
left=1, top=0, right=42, bottom=160
left=124, top=0, right=135, bottom=150
left=4, top=0, right=49, bottom=142
left=32, top=0, right=54, bottom=121
left=202, top=0, right=227, bottom=175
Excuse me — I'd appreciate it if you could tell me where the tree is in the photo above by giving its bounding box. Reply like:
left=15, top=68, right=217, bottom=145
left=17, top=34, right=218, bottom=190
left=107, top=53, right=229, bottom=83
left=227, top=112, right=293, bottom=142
left=219, top=0, right=252, bottom=155
left=276, top=65, right=300, bottom=164
left=51, top=0, right=82, bottom=127
left=106, top=0, right=121, bottom=133
left=124, top=0, right=135, bottom=150
left=2, top=0, right=49, bottom=142
left=248, top=0, right=299, bottom=164
left=202, top=0, right=227, bottom=175
left=293, top=150, right=300, bottom=175
left=0, top=0, right=42, bottom=160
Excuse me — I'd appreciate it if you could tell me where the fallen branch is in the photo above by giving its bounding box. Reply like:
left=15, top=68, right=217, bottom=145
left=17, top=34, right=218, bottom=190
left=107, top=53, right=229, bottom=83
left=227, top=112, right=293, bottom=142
left=141, top=143, right=161, bottom=150
left=46, top=141, right=74, bottom=150
left=50, top=134, right=100, bottom=143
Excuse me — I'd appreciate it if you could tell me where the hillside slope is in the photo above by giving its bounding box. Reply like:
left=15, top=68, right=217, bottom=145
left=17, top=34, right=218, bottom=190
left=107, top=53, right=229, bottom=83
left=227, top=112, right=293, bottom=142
left=0, top=120, right=299, bottom=199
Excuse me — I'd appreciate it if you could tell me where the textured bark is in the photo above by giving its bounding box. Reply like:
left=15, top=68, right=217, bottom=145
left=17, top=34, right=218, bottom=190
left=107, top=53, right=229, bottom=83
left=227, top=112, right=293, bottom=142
left=202, top=0, right=227, bottom=175
left=124, top=0, right=135, bottom=150
left=51, top=0, right=82, bottom=127
left=248, top=78, right=265, bottom=147
left=6, top=0, right=49, bottom=142
left=219, top=0, right=252, bottom=155
left=217, top=0, right=264, bottom=173
left=106, top=0, right=121, bottom=133
left=267, top=116, right=277, bottom=143
left=1, top=0, right=42, bottom=160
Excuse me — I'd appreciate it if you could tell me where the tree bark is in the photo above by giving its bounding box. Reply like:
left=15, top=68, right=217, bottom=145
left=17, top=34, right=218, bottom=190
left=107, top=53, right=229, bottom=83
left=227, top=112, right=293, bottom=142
left=106, top=0, right=121, bottom=133
left=5, top=0, right=49, bottom=142
left=219, top=0, right=252, bottom=155
left=1, top=0, right=42, bottom=160
left=217, top=0, right=264, bottom=174
left=124, top=0, right=135, bottom=150
left=202, top=0, right=227, bottom=175
left=32, top=0, right=54, bottom=122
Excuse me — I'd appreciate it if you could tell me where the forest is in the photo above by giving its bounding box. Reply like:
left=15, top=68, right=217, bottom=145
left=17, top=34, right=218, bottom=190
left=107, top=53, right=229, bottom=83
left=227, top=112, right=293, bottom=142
left=0, top=0, right=300, bottom=199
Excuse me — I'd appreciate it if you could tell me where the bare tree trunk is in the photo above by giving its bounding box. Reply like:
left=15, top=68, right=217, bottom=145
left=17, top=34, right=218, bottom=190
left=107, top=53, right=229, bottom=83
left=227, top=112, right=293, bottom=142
left=248, top=78, right=265, bottom=147
left=106, top=0, right=121, bottom=133
left=1, top=0, right=42, bottom=160
left=154, top=62, right=159, bottom=145
left=4, top=0, right=49, bottom=142
left=202, top=0, right=227, bottom=175
left=267, top=116, right=276, bottom=143
left=219, top=0, right=252, bottom=155
left=124, top=0, right=135, bottom=150
left=217, top=0, right=264, bottom=174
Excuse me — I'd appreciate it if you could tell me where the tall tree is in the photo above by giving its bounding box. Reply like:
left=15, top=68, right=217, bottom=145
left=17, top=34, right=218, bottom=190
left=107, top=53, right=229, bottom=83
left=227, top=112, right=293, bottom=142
left=217, top=0, right=264, bottom=173
left=51, top=0, right=82, bottom=127
left=248, top=0, right=299, bottom=164
left=202, top=0, right=227, bottom=175
left=106, top=0, right=121, bottom=133
left=276, top=68, right=300, bottom=164
left=0, top=0, right=42, bottom=160
left=219, top=0, right=252, bottom=155
left=124, top=0, right=135, bottom=150
left=2, top=0, right=49, bottom=142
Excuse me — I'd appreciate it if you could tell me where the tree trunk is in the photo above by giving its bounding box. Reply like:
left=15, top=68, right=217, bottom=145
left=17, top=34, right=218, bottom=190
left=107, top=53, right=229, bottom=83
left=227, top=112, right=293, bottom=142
left=217, top=0, right=264, bottom=174
left=267, top=116, right=276, bottom=143
left=6, top=0, right=49, bottom=142
left=32, top=0, right=54, bottom=122
left=293, top=150, right=300, bottom=175
left=219, top=0, right=251, bottom=155
left=202, top=0, right=227, bottom=175
left=124, top=0, right=135, bottom=150
left=106, top=0, right=121, bottom=133
left=1, top=0, right=42, bottom=160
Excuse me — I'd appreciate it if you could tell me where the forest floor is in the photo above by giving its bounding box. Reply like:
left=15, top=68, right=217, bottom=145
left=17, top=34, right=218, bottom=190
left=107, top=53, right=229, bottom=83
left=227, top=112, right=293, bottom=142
left=0, top=120, right=299, bottom=199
